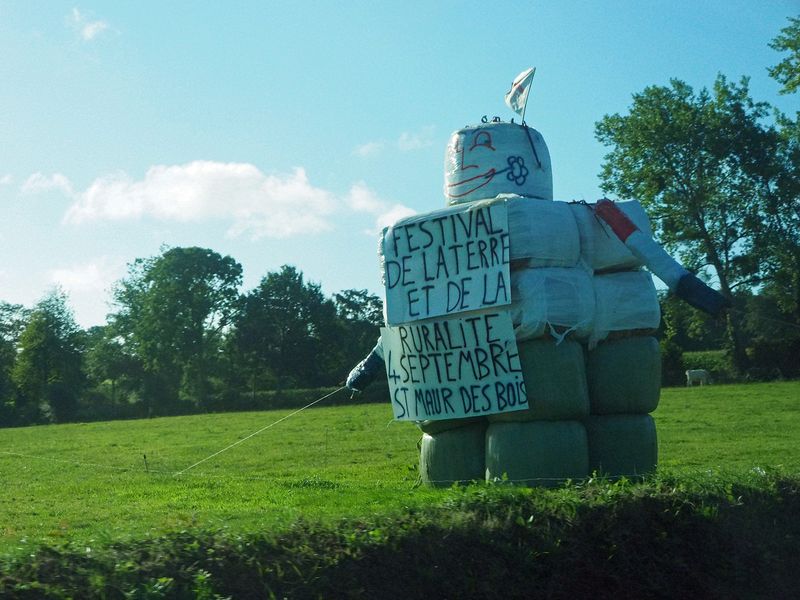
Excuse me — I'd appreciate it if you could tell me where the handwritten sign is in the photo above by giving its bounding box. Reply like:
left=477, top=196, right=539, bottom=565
left=381, top=202, right=511, bottom=324
left=381, top=311, right=527, bottom=421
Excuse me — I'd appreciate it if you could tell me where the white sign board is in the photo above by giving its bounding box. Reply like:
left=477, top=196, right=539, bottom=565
left=381, top=311, right=527, bottom=421
left=382, top=202, right=511, bottom=324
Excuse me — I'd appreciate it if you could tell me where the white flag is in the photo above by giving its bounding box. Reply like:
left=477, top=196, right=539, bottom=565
left=504, top=67, right=536, bottom=118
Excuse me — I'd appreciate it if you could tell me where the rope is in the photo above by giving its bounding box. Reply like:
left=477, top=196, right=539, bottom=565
left=174, top=386, right=347, bottom=475
left=1, top=386, right=348, bottom=477
left=521, top=124, right=542, bottom=169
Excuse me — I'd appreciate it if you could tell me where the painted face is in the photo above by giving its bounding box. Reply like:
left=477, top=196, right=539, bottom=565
left=443, top=122, right=552, bottom=205
left=445, top=130, right=498, bottom=199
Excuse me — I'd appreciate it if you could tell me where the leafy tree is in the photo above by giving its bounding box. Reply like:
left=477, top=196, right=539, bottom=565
left=84, top=325, right=142, bottom=404
left=595, top=76, right=781, bottom=372
left=111, top=247, right=243, bottom=412
left=658, top=293, right=727, bottom=353
left=235, top=266, right=341, bottom=388
left=334, top=289, right=384, bottom=375
left=768, top=16, right=800, bottom=95
left=757, top=20, right=800, bottom=323
left=11, top=291, right=84, bottom=423
left=0, top=302, right=29, bottom=425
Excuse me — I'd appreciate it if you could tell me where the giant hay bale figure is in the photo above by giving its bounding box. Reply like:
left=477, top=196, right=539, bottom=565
left=347, top=69, right=727, bottom=487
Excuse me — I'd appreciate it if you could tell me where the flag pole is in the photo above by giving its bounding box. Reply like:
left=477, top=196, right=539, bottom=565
left=520, top=67, right=536, bottom=125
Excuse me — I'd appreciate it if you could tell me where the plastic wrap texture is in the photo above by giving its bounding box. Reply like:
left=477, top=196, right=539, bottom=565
left=488, top=339, right=589, bottom=422
left=509, top=267, right=595, bottom=341
left=444, top=122, right=552, bottom=205
left=585, top=414, right=657, bottom=479
left=506, top=198, right=580, bottom=267
left=485, top=421, right=589, bottom=486
left=586, top=336, right=662, bottom=414
left=591, top=270, right=660, bottom=346
left=569, top=201, right=652, bottom=272
left=419, top=422, right=487, bottom=486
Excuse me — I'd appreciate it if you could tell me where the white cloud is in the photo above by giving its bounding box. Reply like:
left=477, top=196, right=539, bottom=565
left=346, top=181, right=386, bottom=213
left=0, top=174, right=12, bottom=186
left=64, top=161, right=337, bottom=239
left=69, top=7, right=110, bottom=41
left=397, top=125, right=435, bottom=151
left=49, top=258, right=126, bottom=328
left=353, top=141, right=385, bottom=157
left=50, top=258, right=121, bottom=293
left=374, top=204, right=417, bottom=229
left=22, top=172, right=75, bottom=196
left=345, top=181, right=415, bottom=233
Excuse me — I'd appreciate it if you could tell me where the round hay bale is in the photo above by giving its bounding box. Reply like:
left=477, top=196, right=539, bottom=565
left=507, top=198, right=580, bottom=267
left=587, top=336, right=661, bottom=414
left=416, top=416, right=486, bottom=435
left=419, top=421, right=487, bottom=487
left=590, top=270, right=661, bottom=346
left=485, top=421, right=588, bottom=487
left=585, top=414, right=657, bottom=480
left=509, top=267, right=595, bottom=342
left=569, top=200, right=652, bottom=272
left=489, top=339, right=589, bottom=423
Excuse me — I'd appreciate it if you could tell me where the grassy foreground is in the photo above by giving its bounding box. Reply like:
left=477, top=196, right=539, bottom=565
left=1, top=381, right=798, bottom=597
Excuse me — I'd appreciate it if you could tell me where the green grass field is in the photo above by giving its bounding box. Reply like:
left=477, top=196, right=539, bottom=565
left=1, top=380, right=798, bottom=555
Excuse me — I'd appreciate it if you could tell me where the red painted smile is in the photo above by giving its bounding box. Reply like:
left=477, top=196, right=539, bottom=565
left=446, top=168, right=497, bottom=198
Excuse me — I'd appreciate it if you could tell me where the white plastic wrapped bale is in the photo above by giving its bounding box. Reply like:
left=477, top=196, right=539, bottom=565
left=489, top=339, right=589, bottom=423
left=569, top=201, right=653, bottom=272
left=485, top=421, right=589, bottom=487
left=591, top=270, right=660, bottom=346
left=444, top=121, right=552, bottom=205
left=506, top=197, right=580, bottom=267
left=585, top=414, right=657, bottom=480
left=586, top=336, right=661, bottom=415
left=419, top=421, right=487, bottom=487
left=509, top=267, right=595, bottom=341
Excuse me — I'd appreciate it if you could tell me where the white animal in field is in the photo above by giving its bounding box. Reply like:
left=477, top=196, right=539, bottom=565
left=685, top=369, right=710, bottom=386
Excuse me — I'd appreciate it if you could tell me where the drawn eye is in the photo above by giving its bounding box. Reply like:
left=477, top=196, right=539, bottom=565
left=469, top=131, right=495, bottom=151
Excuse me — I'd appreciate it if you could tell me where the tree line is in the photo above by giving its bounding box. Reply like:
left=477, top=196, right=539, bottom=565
left=0, top=242, right=796, bottom=428
left=596, top=15, right=799, bottom=375
left=0, top=249, right=384, bottom=426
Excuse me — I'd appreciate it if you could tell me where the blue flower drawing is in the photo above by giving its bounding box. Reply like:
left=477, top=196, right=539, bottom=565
left=506, top=156, right=528, bottom=186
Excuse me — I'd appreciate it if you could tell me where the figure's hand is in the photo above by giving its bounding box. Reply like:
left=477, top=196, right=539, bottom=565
left=346, top=350, right=385, bottom=392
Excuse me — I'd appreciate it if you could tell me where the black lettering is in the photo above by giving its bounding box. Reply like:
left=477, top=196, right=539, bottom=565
left=446, top=281, right=462, bottom=312
left=421, top=251, right=434, bottom=282
left=414, top=388, right=426, bottom=417
left=393, top=387, right=409, bottom=418
left=401, top=255, right=414, bottom=286
left=478, top=239, right=489, bottom=268
left=398, top=327, right=412, bottom=354
left=458, top=277, right=472, bottom=310
left=435, top=246, right=450, bottom=278
left=418, top=219, right=434, bottom=249
left=453, top=211, right=473, bottom=241
left=407, top=288, right=420, bottom=317
left=480, top=384, right=492, bottom=412
left=385, top=260, right=401, bottom=289
left=495, top=381, right=507, bottom=410
left=474, top=347, right=490, bottom=379
left=403, top=224, right=420, bottom=252
left=421, top=285, right=434, bottom=316
left=441, top=388, right=455, bottom=413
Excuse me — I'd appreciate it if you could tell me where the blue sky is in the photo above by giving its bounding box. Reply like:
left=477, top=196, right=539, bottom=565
left=1, top=1, right=797, bottom=328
